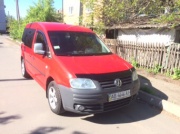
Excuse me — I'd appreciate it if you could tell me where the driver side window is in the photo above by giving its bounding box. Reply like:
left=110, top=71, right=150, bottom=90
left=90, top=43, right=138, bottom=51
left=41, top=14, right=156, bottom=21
left=35, top=32, right=47, bottom=51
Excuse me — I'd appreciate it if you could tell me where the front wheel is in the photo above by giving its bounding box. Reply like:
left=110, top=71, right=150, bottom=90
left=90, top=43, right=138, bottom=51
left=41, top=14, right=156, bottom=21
left=48, top=81, right=65, bottom=115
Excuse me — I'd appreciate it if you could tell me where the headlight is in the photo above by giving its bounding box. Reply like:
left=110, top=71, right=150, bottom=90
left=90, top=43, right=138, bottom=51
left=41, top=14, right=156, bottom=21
left=70, top=78, right=96, bottom=89
left=132, top=70, right=138, bottom=81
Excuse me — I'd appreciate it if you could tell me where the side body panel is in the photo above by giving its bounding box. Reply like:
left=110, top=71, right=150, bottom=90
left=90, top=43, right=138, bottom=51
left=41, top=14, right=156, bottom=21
left=21, top=26, right=36, bottom=77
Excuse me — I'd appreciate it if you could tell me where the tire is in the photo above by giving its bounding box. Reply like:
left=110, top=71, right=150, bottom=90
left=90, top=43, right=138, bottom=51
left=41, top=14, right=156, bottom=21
left=21, top=58, right=31, bottom=78
left=47, top=81, right=65, bottom=115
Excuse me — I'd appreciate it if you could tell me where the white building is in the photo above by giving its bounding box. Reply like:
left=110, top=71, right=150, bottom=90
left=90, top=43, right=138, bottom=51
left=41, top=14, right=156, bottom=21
left=116, top=26, right=176, bottom=45
left=106, top=17, right=180, bottom=45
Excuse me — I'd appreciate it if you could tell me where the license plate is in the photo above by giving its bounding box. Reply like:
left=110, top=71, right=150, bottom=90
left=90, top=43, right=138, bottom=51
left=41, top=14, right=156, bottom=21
left=108, top=90, right=131, bottom=102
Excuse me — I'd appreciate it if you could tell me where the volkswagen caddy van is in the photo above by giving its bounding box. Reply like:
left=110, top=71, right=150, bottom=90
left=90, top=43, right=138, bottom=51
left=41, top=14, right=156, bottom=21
left=21, top=22, right=140, bottom=115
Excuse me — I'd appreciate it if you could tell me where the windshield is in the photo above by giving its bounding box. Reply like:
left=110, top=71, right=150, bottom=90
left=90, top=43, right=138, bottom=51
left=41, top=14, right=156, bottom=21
left=48, top=31, right=112, bottom=56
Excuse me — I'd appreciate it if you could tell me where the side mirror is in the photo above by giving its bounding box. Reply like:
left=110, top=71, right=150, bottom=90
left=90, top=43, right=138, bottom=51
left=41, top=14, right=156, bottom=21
left=34, top=43, right=45, bottom=55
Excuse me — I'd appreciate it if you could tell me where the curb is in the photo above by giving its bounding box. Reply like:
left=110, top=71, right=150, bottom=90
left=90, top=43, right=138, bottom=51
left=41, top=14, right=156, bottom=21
left=138, top=90, right=180, bottom=118
left=5, top=36, right=21, bottom=45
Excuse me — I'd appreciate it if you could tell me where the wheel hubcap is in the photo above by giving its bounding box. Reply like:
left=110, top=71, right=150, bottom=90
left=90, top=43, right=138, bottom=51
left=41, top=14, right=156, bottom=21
left=21, top=60, right=25, bottom=76
left=48, top=87, right=57, bottom=109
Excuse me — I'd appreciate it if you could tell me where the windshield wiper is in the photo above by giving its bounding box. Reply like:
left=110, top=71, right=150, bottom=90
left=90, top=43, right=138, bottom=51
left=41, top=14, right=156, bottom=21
left=57, top=52, right=112, bottom=56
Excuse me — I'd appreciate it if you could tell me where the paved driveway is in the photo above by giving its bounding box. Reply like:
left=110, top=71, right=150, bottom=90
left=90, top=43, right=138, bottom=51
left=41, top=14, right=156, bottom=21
left=0, top=35, right=180, bottom=134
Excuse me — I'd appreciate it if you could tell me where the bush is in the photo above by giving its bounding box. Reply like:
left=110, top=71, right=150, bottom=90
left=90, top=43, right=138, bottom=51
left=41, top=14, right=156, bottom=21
left=172, top=68, right=180, bottom=80
left=8, top=0, right=62, bottom=40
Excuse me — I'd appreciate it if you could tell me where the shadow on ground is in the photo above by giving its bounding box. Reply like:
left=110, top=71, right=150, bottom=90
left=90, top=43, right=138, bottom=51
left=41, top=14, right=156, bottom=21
left=62, top=100, right=162, bottom=124
left=62, top=112, right=87, bottom=117
left=0, top=78, right=32, bottom=82
left=30, top=127, right=63, bottom=134
left=138, top=75, right=168, bottom=100
left=0, top=42, right=3, bottom=47
left=81, top=100, right=161, bottom=124
left=0, top=112, right=21, bottom=125
left=30, top=126, right=87, bottom=134
left=72, top=131, right=87, bottom=134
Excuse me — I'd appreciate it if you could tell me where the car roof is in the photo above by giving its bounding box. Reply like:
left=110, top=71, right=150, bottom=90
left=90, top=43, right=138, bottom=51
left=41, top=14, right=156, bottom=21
left=26, top=22, right=94, bottom=33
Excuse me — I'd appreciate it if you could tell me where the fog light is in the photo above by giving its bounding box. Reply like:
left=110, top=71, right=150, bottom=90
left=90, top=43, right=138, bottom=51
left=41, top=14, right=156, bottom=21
left=75, top=105, right=85, bottom=111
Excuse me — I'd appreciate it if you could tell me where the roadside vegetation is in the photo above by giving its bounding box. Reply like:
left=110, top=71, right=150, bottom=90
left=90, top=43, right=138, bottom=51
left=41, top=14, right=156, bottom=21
left=171, top=68, right=180, bottom=80
left=81, top=0, right=180, bottom=34
left=131, top=58, right=180, bottom=80
left=7, top=0, right=62, bottom=40
left=8, top=0, right=180, bottom=39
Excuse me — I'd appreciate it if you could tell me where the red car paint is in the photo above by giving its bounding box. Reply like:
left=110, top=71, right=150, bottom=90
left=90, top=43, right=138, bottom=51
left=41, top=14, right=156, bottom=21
left=21, top=22, right=139, bottom=114
left=21, top=22, right=132, bottom=89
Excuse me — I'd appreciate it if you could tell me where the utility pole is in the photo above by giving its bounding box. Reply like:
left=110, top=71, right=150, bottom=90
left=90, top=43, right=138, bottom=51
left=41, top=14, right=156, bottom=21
left=62, top=0, right=64, bottom=22
left=15, top=0, right=20, bottom=22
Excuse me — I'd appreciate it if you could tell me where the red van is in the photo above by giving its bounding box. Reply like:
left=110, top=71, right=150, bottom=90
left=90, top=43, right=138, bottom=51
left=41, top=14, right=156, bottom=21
left=21, top=22, right=140, bottom=115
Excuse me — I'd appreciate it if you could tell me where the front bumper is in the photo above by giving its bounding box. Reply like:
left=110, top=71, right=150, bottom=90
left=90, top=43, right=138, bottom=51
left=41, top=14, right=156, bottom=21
left=58, top=79, right=140, bottom=114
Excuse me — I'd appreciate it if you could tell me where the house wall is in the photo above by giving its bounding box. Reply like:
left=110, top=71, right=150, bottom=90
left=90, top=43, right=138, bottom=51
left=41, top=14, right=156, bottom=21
left=63, top=0, right=81, bottom=25
left=0, top=0, right=6, bottom=33
left=63, top=0, right=103, bottom=26
left=117, top=28, right=176, bottom=45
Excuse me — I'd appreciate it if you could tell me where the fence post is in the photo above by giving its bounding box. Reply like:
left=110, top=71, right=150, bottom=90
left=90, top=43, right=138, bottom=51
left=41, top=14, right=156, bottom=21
left=114, top=40, right=118, bottom=54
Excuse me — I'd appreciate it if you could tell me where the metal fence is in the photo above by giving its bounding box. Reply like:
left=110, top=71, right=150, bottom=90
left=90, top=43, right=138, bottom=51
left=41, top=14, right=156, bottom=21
left=104, top=39, right=180, bottom=74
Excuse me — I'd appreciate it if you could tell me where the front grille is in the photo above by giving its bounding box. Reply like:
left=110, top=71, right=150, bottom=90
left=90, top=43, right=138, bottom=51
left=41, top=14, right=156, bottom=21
left=100, top=76, right=132, bottom=89
left=76, top=95, right=136, bottom=113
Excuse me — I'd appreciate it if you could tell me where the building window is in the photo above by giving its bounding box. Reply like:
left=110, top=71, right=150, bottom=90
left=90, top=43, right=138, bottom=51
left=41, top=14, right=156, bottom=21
left=69, top=6, right=73, bottom=15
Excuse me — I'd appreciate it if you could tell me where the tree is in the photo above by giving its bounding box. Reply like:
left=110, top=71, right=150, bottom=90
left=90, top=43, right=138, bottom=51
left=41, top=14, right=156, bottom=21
left=9, top=0, right=62, bottom=40
left=7, top=16, right=21, bottom=38
left=81, top=0, right=180, bottom=29
left=81, top=0, right=106, bottom=34
left=25, top=0, right=62, bottom=23
left=80, top=0, right=155, bottom=34
left=152, top=0, right=180, bottom=25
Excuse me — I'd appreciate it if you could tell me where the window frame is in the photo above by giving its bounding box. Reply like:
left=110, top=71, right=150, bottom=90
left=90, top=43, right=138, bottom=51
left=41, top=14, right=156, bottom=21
left=22, top=28, right=36, bottom=48
left=34, top=30, right=51, bottom=57
left=48, top=31, right=112, bottom=56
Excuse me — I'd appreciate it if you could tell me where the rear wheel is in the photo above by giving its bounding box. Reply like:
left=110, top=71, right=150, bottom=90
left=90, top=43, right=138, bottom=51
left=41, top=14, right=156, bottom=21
left=21, top=58, right=30, bottom=78
left=48, top=81, right=65, bottom=115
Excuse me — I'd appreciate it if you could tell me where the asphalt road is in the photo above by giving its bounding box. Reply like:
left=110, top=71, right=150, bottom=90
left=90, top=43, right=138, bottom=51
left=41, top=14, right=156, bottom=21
left=0, top=35, right=180, bottom=134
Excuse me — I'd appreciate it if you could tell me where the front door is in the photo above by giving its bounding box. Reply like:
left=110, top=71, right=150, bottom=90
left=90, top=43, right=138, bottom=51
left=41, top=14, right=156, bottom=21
left=32, top=31, right=50, bottom=88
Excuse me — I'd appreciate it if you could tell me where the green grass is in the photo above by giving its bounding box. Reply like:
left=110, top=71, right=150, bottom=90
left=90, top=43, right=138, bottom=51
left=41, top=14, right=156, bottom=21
left=131, top=59, right=138, bottom=68
left=172, top=68, right=180, bottom=80
left=147, top=64, right=162, bottom=75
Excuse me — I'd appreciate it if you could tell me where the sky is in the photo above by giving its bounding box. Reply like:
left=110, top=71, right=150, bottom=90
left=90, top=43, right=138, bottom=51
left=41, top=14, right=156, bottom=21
left=4, top=0, right=62, bottom=18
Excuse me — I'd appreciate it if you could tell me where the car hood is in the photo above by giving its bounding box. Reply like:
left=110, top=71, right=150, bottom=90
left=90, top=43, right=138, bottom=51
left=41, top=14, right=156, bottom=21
left=56, top=54, right=133, bottom=76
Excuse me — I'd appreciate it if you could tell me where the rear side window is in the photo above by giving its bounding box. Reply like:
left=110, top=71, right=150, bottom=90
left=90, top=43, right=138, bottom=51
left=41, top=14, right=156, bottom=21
left=22, top=28, right=35, bottom=48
